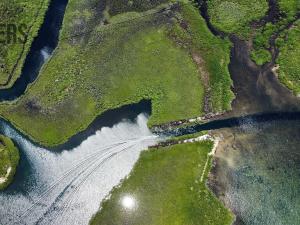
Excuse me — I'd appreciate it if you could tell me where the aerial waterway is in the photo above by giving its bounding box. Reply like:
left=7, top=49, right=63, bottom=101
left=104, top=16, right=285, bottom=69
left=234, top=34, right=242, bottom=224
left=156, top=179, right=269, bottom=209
left=0, top=0, right=299, bottom=224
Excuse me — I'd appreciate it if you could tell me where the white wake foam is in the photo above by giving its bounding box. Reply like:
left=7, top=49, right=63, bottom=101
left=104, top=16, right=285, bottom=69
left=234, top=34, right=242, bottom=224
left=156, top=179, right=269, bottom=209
left=40, top=47, right=52, bottom=61
left=0, top=113, right=159, bottom=225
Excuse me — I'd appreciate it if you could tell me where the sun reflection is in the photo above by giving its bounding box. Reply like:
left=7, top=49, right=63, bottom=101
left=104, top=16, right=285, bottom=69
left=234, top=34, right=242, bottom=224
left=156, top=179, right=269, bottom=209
left=121, top=195, right=137, bottom=210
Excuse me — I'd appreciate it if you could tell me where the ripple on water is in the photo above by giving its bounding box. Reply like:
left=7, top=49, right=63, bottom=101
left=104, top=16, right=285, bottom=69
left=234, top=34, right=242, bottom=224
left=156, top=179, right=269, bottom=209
left=211, top=120, right=300, bottom=225
left=0, top=113, right=159, bottom=225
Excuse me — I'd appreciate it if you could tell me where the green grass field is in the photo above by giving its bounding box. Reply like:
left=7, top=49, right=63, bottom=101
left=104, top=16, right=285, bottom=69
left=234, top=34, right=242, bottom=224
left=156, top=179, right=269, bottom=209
left=276, top=20, right=300, bottom=95
left=207, top=0, right=268, bottom=38
left=90, top=141, right=234, bottom=225
left=0, top=0, right=50, bottom=88
left=0, top=1, right=233, bottom=146
left=0, top=135, right=19, bottom=190
left=278, top=0, right=299, bottom=19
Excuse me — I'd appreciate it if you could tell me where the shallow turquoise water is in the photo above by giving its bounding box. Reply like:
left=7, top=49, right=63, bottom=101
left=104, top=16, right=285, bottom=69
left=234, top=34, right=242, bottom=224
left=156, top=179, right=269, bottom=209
left=212, top=120, right=300, bottom=225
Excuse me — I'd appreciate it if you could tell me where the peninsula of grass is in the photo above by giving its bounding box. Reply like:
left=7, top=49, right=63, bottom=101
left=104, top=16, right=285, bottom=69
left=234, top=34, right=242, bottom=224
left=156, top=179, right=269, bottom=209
left=0, top=0, right=50, bottom=88
left=0, top=0, right=233, bottom=146
left=208, top=0, right=271, bottom=62
left=276, top=20, right=300, bottom=95
left=90, top=141, right=234, bottom=225
left=0, top=135, right=19, bottom=190
left=207, top=0, right=268, bottom=38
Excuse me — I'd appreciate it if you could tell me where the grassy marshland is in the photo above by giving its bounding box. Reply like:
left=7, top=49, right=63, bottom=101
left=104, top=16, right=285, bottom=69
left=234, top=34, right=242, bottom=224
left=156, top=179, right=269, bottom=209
left=276, top=20, right=300, bottom=95
left=0, top=0, right=233, bottom=146
left=90, top=141, right=234, bottom=225
left=207, top=0, right=300, bottom=95
left=207, top=0, right=268, bottom=38
left=0, top=135, right=19, bottom=190
left=278, top=0, right=299, bottom=19
left=0, top=0, right=50, bottom=87
left=250, top=0, right=299, bottom=65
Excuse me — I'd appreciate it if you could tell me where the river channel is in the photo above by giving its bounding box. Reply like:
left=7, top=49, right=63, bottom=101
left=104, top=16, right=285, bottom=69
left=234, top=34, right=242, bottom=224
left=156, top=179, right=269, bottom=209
left=0, top=0, right=299, bottom=224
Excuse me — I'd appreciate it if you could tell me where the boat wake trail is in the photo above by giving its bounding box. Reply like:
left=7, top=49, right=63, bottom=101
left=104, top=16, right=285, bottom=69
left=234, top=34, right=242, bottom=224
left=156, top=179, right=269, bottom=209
left=0, top=113, right=159, bottom=225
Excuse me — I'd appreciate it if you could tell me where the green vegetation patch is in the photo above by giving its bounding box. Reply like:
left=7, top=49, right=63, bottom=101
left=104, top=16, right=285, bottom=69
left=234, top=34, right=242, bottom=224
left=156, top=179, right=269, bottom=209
left=106, top=0, right=170, bottom=16
left=207, top=0, right=268, bottom=38
left=278, top=0, right=300, bottom=19
left=90, top=141, right=233, bottom=225
left=250, top=1, right=299, bottom=66
left=249, top=22, right=277, bottom=65
left=0, top=1, right=233, bottom=146
left=250, top=48, right=272, bottom=65
left=0, top=135, right=19, bottom=190
left=276, top=20, right=300, bottom=95
left=0, top=0, right=50, bottom=88
left=178, top=4, right=234, bottom=112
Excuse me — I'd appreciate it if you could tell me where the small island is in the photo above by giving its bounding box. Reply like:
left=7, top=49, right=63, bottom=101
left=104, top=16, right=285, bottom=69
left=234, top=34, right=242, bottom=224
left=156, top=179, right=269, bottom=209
left=0, top=135, right=19, bottom=190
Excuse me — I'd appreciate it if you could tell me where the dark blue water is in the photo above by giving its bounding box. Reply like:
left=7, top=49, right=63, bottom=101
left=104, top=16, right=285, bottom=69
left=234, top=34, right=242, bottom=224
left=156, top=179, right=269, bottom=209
left=156, top=111, right=300, bottom=137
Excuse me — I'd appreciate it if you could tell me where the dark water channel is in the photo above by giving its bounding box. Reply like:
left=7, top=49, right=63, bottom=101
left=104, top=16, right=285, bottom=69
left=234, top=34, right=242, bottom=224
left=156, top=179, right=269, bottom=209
left=0, top=0, right=299, bottom=224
